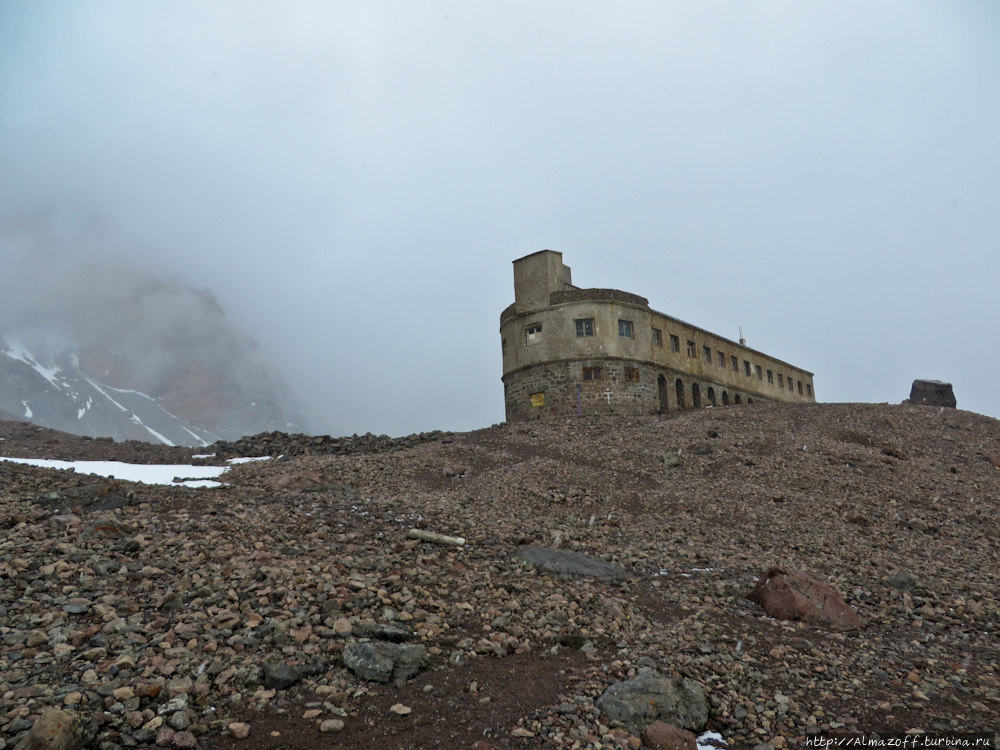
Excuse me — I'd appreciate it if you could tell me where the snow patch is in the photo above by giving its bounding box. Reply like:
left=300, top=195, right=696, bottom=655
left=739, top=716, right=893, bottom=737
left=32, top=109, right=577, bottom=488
left=0, top=457, right=228, bottom=487
left=181, top=426, right=210, bottom=448
left=22, top=401, right=32, bottom=419
left=227, top=456, right=271, bottom=465
left=697, top=731, right=727, bottom=750
left=77, top=397, right=93, bottom=419
left=4, top=339, right=64, bottom=391
left=192, top=453, right=216, bottom=459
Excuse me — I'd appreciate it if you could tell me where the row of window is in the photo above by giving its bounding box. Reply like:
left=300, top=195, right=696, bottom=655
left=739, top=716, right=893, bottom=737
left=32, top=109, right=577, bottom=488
left=582, top=366, right=639, bottom=382
left=511, top=318, right=811, bottom=398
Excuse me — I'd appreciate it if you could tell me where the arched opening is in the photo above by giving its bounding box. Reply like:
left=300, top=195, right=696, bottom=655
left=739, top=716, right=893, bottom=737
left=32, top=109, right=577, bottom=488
left=657, top=374, right=669, bottom=412
left=747, top=398, right=754, bottom=405
left=675, top=379, right=685, bottom=409
left=722, top=391, right=729, bottom=405
left=707, top=386, right=716, bottom=406
left=734, top=394, right=742, bottom=405
left=692, top=382, right=702, bottom=408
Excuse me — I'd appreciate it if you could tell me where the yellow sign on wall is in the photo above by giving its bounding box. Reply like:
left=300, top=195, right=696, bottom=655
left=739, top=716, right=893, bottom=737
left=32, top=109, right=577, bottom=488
left=530, top=392, right=545, bottom=407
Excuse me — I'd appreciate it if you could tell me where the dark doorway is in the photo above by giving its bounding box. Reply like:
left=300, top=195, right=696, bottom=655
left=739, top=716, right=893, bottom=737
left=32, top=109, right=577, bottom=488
left=707, top=387, right=716, bottom=406
left=657, top=374, right=669, bottom=412
left=692, top=383, right=702, bottom=408
left=722, top=391, right=729, bottom=405
left=734, top=394, right=742, bottom=405
left=675, top=379, right=685, bottom=409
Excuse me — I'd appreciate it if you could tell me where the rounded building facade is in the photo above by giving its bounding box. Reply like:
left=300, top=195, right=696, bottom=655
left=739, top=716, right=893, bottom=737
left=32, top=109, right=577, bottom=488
left=500, top=251, right=815, bottom=421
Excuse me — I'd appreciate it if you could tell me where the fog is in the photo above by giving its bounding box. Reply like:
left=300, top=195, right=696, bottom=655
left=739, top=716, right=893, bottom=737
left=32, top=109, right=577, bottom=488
left=2, top=2, right=998, bottom=437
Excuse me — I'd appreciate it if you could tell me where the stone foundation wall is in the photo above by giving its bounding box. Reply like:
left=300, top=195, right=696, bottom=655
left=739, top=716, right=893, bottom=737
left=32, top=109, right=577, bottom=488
left=503, top=359, right=768, bottom=421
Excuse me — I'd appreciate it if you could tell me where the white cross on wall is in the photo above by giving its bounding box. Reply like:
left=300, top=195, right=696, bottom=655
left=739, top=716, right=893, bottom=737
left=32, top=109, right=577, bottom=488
left=603, top=388, right=613, bottom=404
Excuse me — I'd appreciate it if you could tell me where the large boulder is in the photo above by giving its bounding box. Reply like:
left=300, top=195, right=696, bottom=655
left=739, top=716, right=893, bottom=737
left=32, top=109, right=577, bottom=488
left=748, top=566, right=863, bottom=630
left=14, top=708, right=97, bottom=750
left=906, top=380, right=956, bottom=408
left=343, top=642, right=428, bottom=683
left=512, top=546, right=629, bottom=582
left=595, top=670, right=708, bottom=736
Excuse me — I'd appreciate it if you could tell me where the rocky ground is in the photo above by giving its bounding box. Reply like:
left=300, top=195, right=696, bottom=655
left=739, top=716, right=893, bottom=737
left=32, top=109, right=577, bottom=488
left=1, top=402, right=999, bottom=750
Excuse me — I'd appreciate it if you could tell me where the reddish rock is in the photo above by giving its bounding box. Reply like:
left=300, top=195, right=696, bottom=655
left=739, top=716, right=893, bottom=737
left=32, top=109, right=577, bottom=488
left=748, top=566, right=863, bottom=630
left=643, top=721, right=696, bottom=750
left=13, top=708, right=97, bottom=750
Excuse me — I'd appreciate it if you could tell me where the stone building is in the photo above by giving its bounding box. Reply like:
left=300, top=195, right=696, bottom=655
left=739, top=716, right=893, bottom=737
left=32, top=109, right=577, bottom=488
left=500, top=250, right=815, bottom=420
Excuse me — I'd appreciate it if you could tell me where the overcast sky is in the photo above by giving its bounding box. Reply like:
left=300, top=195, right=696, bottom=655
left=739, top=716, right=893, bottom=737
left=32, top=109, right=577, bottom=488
left=2, top=1, right=998, bottom=437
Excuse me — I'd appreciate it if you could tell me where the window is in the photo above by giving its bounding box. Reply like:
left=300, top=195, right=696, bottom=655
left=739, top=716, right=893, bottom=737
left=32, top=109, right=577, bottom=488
left=651, top=328, right=662, bottom=347
left=670, top=334, right=680, bottom=352
left=502, top=339, right=507, bottom=357
left=744, top=360, right=751, bottom=376
left=583, top=366, right=602, bottom=381
left=731, top=355, right=738, bottom=371
left=756, top=365, right=763, bottom=380
left=767, top=370, right=773, bottom=384
left=717, top=351, right=725, bottom=367
left=686, top=340, right=696, bottom=357
left=624, top=367, right=639, bottom=382
left=806, top=383, right=812, bottom=397
left=798, top=380, right=803, bottom=394
left=530, top=392, right=544, bottom=407
left=574, top=318, right=594, bottom=337
left=526, top=324, right=542, bottom=345
left=777, top=374, right=784, bottom=388
left=703, top=345, right=712, bottom=363
left=618, top=320, right=634, bottom=339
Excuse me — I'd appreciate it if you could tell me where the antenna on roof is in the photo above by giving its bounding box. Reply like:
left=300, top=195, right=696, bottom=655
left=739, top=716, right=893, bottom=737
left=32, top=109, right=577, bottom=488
left=739, top=327, right=746, bottom=346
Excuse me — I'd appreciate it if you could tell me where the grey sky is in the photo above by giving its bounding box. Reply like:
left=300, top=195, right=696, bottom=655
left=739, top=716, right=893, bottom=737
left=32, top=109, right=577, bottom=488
left=2, top=1, right=999, bottom=437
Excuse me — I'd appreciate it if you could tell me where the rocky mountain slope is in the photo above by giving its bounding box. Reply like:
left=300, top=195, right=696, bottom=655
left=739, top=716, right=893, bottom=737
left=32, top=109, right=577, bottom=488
left=0, top=276, right=303, bottom=446
left=1, top=402, right=999, bottom=750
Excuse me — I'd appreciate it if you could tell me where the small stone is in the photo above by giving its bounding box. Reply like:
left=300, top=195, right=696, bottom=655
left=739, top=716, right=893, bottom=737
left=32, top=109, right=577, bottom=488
left=155, top=727, right=176, bottom=746
left=172, top=730, right=197, bottom=748
left=302, top=709, right=322, bottom=720
left=389, top=703, right=412, bottom=716
left=169, top=711, right=191, bottom=731
left=228, top=722, right=250, bottom=739
left=320, top=719, right=345, bottom=733
left=63, top=691, right=84, bottom=705
left=113, top=687, right=136, bottom=701
left=643, top=722, right=697, bottom=750
left=333, top=618, right=352, bottom=637
left=511, top=727, right=535, bottom=738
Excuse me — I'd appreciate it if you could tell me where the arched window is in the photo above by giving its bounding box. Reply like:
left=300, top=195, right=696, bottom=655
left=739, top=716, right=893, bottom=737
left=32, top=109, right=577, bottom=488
left=675, top=379, right=685, bottom=409
left=734, top=394, right=742, bottom=405
left=707, top=387, right=716, bottom=406
left=657, top=374, right=669, bottom=412
left=692, top=383, right=702, bottom=408
left=722, top=391, right=729, bottom=405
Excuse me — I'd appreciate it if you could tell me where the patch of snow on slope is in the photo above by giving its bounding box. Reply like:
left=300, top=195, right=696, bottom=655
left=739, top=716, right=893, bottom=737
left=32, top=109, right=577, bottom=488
left=79, top=373, right=174, bottom=446
left=22, top=401, right=32, bottom=419
left=0, top=457, right=228, bottom=487
left=3, top=339, right=64, bottom=391
left=77, top=397, right=93, bottom=419
left=181, top=426, right=210, bottom=448
left=227, top=456, right=271, bottom=465
left=129, top=414, right=175, bottom=446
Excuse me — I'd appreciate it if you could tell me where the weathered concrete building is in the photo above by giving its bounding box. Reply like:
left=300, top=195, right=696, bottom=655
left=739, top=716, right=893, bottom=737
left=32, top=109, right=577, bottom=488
left=500, top=250, right=815, bottom=420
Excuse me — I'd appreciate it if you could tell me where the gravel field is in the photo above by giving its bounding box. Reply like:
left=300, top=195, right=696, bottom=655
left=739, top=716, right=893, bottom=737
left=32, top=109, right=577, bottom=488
left=1, top=402, right=999, bottom=750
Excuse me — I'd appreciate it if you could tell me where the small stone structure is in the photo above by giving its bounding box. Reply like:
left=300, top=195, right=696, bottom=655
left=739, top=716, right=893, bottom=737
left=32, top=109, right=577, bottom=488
left=500, top=250, right=816, bottom=420
left=906, top=379, right=956, bottom=408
